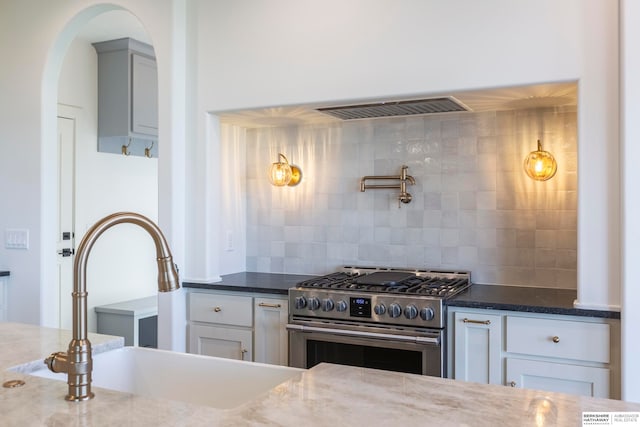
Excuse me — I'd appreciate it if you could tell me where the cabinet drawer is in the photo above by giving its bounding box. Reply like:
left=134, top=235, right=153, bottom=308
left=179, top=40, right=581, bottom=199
left=189, top=293, right=253, bottom=326
left=506, top=316, right=609, bottom=363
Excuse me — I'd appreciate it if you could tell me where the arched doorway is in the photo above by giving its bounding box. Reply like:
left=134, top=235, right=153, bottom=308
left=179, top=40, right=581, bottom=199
left=42, top=6, right=159, bottom=332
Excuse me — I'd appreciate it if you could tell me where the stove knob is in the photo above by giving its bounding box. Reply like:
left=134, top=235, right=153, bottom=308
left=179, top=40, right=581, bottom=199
left=420, top=307, right=435, bottom=321
left=374, top=303, right=386, bottom=316
left=389, top=303, right=402, bottom=318
left=308, top=297, right=320, bottom=311
left=294, top=296, right=307, bottom=310
left=404, top=304, right=418, bottom=320
left=336, top=300, right=348, bottom=312
left=321, top=298, right=335, bottom=312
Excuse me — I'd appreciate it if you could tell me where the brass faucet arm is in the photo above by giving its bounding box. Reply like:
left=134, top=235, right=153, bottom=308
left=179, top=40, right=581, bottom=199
left=360, top=166, right=416, bottom=206
left=360, top=175, right=402, bottom=192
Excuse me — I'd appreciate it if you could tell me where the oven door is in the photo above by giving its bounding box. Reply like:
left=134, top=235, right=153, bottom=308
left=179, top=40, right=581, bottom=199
left=287, top=320, right=443, bottom=377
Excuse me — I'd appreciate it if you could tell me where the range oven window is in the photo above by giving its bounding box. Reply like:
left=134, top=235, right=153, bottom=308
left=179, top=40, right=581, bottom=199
left=305, top=339, right=423, bottom=375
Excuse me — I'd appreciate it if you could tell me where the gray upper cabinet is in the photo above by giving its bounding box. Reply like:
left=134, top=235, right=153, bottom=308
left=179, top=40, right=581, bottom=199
left=92, top=38, right=158, bottom=158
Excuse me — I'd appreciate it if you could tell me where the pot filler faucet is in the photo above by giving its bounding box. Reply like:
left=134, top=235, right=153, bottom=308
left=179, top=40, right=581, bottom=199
left=360, top=165, right=416, bottom=206
left=45, top=212, right=180, bottom=401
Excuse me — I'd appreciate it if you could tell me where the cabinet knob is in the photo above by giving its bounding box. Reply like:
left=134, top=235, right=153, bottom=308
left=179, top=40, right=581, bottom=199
left=241, top=349, right=248, bottom=360
left=552, top=336, right=560, bottom=343
left=510, top=381, right=516, bottom=387
left=213, top=306, right=222, bottom=312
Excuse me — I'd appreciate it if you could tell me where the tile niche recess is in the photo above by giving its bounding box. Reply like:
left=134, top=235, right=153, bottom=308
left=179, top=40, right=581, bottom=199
left=234, top=107, right=577, bottom=288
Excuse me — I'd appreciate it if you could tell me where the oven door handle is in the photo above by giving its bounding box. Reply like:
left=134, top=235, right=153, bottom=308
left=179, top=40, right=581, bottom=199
left=286, top=324, right=440, bottom=345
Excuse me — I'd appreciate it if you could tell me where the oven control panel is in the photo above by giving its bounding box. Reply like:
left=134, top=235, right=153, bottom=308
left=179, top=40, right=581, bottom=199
left=289, top=289, right=444, bottom=328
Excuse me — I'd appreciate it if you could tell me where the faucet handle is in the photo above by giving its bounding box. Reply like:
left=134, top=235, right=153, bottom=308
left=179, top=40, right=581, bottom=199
left=45, top=351, right=69, bottom=373
left=399, top=192, right=412, bottom=205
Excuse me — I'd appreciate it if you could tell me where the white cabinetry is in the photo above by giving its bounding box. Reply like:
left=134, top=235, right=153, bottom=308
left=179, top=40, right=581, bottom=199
left=505, top=315, right=611, bottom=398
left=453, top=311, right=502, bottom=384
left=188, top=291, right=289, bottom=365
left=254, top=297, right=289, bottom=366
left=189, top=324, right=253, bottom=361
left=506, top=358, right=610, bottom=397
left=449, top=307, right=618, bottom=399
left=188, top=293, right=253, bottom=361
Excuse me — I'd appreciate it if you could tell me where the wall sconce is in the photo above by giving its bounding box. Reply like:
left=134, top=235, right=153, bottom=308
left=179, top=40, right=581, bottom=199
left=523, top=140, right=557, bottom=181
left=269, top=153, right=302, bottom=187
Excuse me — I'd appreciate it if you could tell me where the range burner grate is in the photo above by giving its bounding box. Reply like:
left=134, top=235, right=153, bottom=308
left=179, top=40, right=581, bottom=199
left=296, top=272, right=361, bottom=289
left=297, top=270, right=470, bottom=298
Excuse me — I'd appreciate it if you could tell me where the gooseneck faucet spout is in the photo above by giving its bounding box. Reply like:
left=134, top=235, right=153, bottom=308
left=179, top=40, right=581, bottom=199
left=45, top=212, right=180, bottom=401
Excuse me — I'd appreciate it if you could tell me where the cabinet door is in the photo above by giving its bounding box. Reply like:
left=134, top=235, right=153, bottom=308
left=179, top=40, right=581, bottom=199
left=189, top=324, right=253, bottom=361
left=453, top=311, right=502, bottom=384
left=254, top=297, right=289, bottom=366
left=506, top=358, right=610, bottom=398
left=131, top=53, right=158, bottom=136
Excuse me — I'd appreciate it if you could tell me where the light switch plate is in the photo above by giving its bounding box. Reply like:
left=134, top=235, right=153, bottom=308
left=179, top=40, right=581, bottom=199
left=5, top=229, right=29, bottom=250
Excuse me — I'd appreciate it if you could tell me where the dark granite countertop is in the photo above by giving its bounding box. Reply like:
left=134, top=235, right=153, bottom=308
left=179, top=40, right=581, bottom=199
left=182, top=272, right=317, bottom=295
left=185, top=272, right=619, bottom=319
left=0, top=271, right=9, bottom=277
left=448, top=284, right=620, bottom=319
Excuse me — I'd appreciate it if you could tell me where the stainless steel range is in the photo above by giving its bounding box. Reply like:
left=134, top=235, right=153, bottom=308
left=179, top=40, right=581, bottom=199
left=287, top=266, right=471, bottom=377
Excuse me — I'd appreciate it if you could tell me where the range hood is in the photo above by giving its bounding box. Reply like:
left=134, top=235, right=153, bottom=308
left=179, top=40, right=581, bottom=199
left=216, top=82, right=577, bottom=128
left=316, top=97, right=469, bottom=120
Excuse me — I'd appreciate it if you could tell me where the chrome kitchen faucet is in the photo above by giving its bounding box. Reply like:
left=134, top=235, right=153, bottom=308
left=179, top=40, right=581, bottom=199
left=45, top=212, right=180, bottom=401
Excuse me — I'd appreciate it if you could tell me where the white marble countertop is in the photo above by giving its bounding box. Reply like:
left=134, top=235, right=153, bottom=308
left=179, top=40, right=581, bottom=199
left=2, top=322, right=640, bottom=426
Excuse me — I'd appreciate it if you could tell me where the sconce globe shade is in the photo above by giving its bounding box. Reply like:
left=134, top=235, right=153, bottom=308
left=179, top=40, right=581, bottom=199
left=524, top=140, right=557, bottom=181
left=269, top=153, right=302, bottom=187
left=269, top=161, right=293, bottom=186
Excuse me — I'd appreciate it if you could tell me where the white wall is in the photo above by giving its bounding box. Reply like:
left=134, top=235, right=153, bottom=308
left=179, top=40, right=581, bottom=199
left=195, top=0, right=619, bottom=310
left=57, top=37, right=159, bottom=332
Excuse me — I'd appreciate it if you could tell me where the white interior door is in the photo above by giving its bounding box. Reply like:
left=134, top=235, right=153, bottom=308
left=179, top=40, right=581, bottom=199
left=56, top=113, right=76, bottom=330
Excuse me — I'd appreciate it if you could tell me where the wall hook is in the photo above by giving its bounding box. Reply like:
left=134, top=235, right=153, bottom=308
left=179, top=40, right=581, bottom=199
left=121, top=138, right=132, bottom=156
left=145, top=141, right=155, bottom=158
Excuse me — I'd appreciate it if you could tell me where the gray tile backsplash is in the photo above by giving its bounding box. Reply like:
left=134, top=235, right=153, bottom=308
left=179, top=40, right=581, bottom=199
left=243, top=108, right=577, bottom=288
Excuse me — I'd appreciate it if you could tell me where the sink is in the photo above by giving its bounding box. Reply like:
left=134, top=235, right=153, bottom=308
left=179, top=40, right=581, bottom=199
left=28, top=346, right=304, bottom=409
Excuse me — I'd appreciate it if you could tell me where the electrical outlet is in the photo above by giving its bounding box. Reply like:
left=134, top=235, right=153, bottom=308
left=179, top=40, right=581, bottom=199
left=5, top=229, right=29, bottom=250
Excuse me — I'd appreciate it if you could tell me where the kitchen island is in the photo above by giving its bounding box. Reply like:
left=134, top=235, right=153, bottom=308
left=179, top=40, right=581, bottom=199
left=1, top=322, right=639, bottom=426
